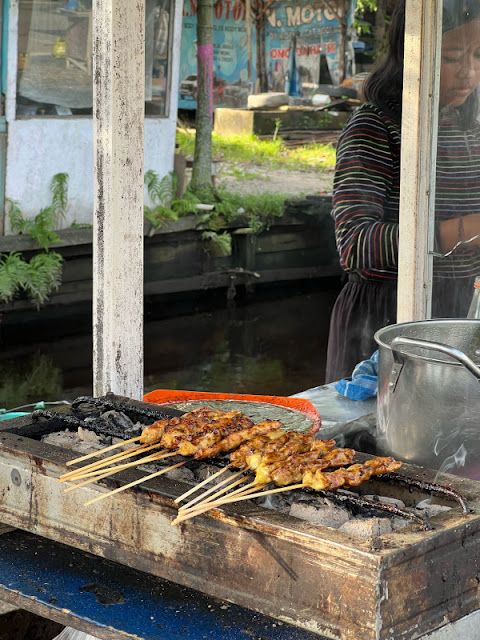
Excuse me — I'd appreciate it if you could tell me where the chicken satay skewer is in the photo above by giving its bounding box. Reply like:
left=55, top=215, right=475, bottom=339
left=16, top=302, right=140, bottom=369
left=78, top=411, right=286, bottom=503
left=65, top=407, right=238, bottom=472
left=78, top=413, right=275, bottom=501
left=179, top=430, right=287, bottom=508
left=172, top=457, right=402, bottom=525
left=73, top=407, right=254, bottom=484
left=191, top=438, right=340, bottom=505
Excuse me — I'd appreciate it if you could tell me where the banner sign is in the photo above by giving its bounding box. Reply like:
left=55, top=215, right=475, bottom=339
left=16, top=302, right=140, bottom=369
left=178, top=0, right=357, bottom=110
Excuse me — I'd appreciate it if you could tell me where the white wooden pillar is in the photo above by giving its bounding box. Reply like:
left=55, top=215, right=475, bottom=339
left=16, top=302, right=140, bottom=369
left=92, top=0, right=145, bottom=399
left=397, top=0, right=442, bottom=322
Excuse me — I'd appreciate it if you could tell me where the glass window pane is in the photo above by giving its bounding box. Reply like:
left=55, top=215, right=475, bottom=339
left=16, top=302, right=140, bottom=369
left=432, top=0, right=480, bottom=317
left=16, top=0, right=171, bottom=117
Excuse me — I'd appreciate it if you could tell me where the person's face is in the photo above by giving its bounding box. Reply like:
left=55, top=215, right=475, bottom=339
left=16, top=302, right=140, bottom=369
left=440, top=19, right=480, bottom=108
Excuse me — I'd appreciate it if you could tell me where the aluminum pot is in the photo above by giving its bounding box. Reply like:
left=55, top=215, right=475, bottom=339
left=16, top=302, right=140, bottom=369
left=374, top=319, right=480, bottom=479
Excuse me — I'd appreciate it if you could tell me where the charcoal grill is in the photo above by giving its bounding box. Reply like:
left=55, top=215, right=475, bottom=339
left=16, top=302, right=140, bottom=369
left=0, top=395, right=479, bottom=640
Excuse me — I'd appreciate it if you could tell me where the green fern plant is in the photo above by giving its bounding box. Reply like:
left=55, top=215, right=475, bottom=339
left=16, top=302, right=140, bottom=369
left=1, top=173, right=69, bottom=308
left=0, top=250, right=63, bottom=309
left=144, top=170, right=179, bottom=228
left=23, top=253, right=63, bottom=307
left=0, top=253, right=30, bottom=304
left=201, top=231, right=232, bottom=257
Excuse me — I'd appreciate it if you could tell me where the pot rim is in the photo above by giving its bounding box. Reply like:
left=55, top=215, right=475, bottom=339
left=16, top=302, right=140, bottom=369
left=374, top=318, right=480, bottom=367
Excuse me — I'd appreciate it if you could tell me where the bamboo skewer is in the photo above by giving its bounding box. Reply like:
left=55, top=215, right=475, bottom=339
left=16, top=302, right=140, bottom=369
left=174, top=463, right=234, bottom=504
left=60, top=442, right=160, bottom=482
left=180, top=475, right=250, bottom=512
left=83, top=461, right=187, bottom=507
left=63, top=451, right=179, bottom=492
left=179, top=479, right=262, bottom=515
left=65, top=435, right=142, bottom=466
left=172, top=483, right=271, bottom=525
left=179, top=469, right=246, bottom=511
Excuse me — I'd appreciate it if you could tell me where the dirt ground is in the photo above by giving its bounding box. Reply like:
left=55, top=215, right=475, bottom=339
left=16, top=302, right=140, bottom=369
left=216, top=164, right=334, bottom=196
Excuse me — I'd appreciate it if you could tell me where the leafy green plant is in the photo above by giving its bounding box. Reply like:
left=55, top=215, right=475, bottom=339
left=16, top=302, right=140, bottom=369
left=2, top=173, right=69, bottom=308
left=23, top=253, right=63, bottom=306
left=143, top=171, right=287, bottom=256
left=144, top=170, right=180, bottom=228
left=9, top=173, right=68, bottom=250
left=0, top=251, right=63, bottom=309
left=201, top=231, right=232, bottom=257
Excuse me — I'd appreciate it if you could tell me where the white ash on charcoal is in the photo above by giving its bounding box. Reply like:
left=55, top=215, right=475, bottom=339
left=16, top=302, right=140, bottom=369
left=42, top=427, right=110, bottom=457
left=416, top=498, right=452, bottom=518
left=250, top=487, right=452, bottom=537
left=41, top=409, right=145, bottom=456
left=290, top=501, right=352, bottom=527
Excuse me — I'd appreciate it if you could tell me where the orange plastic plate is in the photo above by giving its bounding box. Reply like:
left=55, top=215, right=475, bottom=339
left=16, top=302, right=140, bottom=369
left=143, top=389, right=322, bottom=433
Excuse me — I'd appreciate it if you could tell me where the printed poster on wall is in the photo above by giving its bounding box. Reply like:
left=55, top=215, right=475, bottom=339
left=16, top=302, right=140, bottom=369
left=178, top=0, right=357, bottom=110
left=179, top=0, right=251, bottom=110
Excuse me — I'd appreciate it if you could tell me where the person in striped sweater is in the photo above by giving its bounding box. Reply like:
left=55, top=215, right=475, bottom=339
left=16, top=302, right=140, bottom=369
left=325, top=0, right=480, bottom=383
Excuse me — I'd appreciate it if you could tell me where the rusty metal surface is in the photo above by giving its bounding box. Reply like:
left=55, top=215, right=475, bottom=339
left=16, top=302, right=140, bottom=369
left=0, top=426, right=479, bottom=640
left=0, top=529, right=326, bottom=640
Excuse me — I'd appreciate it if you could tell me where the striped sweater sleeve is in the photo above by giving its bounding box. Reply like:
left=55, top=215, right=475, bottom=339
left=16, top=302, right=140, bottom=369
left=332, top=105, right=400, bottom=279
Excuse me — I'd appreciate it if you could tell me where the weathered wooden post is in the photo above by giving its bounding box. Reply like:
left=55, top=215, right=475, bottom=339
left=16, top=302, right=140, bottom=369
left=92, top=0, right=145, bottom=399
left=397, top=0, right=441, bottom=322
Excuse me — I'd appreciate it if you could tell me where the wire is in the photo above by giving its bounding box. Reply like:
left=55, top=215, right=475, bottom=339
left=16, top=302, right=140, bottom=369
left=2, top=400, right=71, bottom=413
left=429, top=233, right=480, bottom=258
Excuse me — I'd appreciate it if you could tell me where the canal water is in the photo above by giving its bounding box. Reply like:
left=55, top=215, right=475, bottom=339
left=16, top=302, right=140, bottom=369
left=0, top=279, right=341, bottom=411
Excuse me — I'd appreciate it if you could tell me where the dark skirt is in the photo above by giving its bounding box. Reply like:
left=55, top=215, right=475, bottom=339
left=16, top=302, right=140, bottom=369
left=325, top=274, right=475, bottom=383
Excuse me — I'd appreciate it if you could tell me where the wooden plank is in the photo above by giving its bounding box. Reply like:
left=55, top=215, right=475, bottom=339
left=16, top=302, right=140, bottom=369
left=397, top=0, right=441, bottom=322
left=92, top=0, right=145, bottom=399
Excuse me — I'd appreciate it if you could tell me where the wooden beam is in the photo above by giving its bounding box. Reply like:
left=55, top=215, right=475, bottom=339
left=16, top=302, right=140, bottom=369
left=397, top=0, right=441, bottom=322
left=92, top=0, right=145, bottom=399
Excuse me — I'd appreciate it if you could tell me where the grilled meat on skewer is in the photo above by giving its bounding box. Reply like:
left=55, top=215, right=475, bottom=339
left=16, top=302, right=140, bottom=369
left=260, top=447, right=356, bottom=487
left=193, top=420, right=284, bottom=459
left=230, top=431, right=336, bottom=471
left=229, top=431, right=286, bottom=467
left=140, top=407, right=284, bottom=459
left=140, top=407, right=253, bottom=445
left=302, top=457, right=403, bottom=491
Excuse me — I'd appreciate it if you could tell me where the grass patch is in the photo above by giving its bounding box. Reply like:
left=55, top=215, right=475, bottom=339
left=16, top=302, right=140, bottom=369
left=176, top=129, right=336, bottom=172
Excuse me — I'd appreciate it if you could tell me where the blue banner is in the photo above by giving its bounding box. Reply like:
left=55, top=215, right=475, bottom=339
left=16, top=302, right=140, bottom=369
left=178, top=0, right=357, bottom=109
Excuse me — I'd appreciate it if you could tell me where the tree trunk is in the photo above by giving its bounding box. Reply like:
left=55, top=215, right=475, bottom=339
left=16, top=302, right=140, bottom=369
left=190, top=0, right=214, bottom=192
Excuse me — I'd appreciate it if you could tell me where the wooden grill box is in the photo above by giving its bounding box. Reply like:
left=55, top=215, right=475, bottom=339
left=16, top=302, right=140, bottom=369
left=0, top=419, right=478, bottom=640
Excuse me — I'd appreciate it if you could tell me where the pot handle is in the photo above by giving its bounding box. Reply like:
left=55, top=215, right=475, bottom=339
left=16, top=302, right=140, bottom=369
left=391, top=336, right=480, bottom=387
